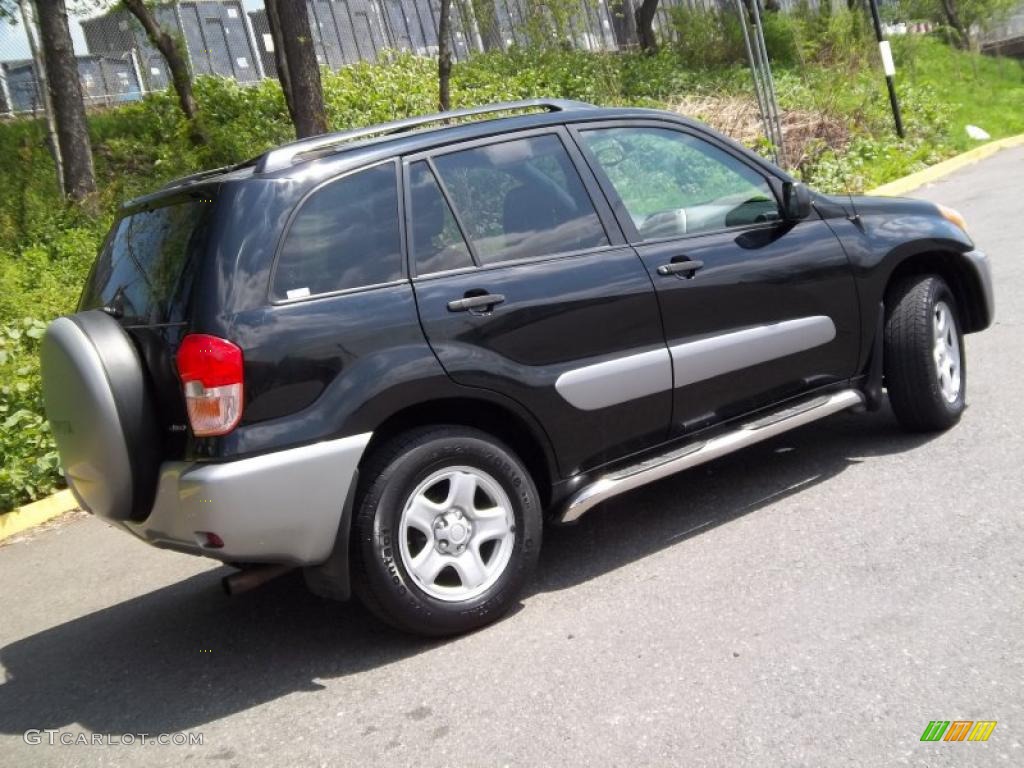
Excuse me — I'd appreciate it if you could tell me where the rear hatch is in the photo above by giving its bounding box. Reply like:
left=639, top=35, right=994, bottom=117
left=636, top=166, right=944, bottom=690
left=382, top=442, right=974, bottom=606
left=83, top=188, right=219, bottom=455
left=42, top=187, right=219, bottom=521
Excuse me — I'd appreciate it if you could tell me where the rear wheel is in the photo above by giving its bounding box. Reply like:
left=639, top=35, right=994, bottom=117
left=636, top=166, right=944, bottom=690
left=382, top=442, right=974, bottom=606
left=351, top=426, right=542, bottom=636
left=884, top=275, right=966, bottom=431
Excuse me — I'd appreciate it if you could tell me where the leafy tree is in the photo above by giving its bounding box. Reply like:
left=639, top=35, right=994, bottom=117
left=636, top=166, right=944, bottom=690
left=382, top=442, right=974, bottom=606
left=900, top=0, right=1018, bottom=48
left=265, top=0, right=327, bottom=138
left=120, top=0, right=205, bottom=144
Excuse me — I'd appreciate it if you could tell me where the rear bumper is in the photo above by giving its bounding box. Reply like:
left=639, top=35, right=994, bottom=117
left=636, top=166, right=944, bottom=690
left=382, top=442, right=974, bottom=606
left=118, top=433, right=371, bottom=566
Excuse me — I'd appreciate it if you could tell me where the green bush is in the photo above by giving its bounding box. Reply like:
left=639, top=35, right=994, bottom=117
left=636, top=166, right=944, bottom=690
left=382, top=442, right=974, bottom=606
left=670, top=6, right=747, bottom=69
left=0, top=318, right=59, bottom=512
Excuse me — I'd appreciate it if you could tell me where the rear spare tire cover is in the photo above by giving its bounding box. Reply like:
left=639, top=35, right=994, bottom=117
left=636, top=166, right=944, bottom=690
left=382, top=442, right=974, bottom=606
left=40, top=310, right=162, bottom=521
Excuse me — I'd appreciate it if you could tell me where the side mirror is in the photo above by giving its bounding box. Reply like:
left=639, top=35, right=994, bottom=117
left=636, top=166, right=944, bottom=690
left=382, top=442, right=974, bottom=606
left=782, top=181, right=812, bottom=221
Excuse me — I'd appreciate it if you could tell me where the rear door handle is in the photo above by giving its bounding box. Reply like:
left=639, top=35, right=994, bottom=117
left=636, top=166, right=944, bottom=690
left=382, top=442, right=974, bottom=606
left=657, top=260, right=705, bottom=277
left=447, top=293, right=506, bottom=312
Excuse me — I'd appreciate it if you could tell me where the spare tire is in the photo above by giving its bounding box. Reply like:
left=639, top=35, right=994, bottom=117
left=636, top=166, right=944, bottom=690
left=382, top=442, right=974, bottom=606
left=40, top=310, right=162, bottom=522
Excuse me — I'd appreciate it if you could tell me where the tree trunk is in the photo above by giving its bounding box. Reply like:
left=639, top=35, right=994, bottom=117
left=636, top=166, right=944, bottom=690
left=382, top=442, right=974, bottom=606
left=34, top=0, right=95, bottom=201
left=438, top=0, right=453, bottom=111
left=634, top=0, right=660, bottom=53
left=122, top=0, right=205, bottom=145
left=939, top=0, right=971, bottom=48
left=610, top=0, right=638, bottom=48
left=19, top=0, right=63, bottom=194
left=275, top=0, right=328, bottom=138
left=264, top=0, right=296, bottom=124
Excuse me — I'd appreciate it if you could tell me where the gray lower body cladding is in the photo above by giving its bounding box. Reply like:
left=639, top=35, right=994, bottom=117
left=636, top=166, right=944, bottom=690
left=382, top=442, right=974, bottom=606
left=118, top=433, right=371, bottom=565
left=554, top=315, right=837, bottom=411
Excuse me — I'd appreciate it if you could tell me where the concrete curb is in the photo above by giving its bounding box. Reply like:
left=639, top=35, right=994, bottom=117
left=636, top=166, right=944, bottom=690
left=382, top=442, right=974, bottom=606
left=869, top=134, right=1024, bottom=196
left=0, top=489, right=79, bottom=542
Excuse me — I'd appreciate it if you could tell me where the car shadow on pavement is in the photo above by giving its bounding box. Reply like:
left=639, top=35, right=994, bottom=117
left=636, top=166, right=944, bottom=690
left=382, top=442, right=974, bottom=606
left=534, top=404, right=940, bottom=593
left=0, top=404, right=938, bottom=736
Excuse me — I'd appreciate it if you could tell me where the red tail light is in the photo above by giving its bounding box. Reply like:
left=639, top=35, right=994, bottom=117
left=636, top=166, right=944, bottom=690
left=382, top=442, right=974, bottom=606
left=176, top=334, right=244, bottom=436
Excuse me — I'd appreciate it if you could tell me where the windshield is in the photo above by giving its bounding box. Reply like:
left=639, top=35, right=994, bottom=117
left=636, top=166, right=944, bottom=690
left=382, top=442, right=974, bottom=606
left=79, top=196, right=213, bottom=324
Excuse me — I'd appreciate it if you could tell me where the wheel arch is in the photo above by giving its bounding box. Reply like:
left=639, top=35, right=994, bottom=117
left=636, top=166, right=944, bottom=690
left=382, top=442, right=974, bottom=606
left=360, top=397, right=558, bottom=509
left=884, top=250, right=990, bottom=333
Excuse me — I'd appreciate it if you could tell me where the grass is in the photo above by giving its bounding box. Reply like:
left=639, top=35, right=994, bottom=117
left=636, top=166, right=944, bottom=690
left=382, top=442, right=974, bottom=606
left=899, top=36, right=1024, bottom=149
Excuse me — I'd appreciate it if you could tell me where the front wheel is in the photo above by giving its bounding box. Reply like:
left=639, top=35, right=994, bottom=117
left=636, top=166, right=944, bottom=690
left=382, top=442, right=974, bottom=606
left=884, top=274, right=966, bottom=432
left=351, top=426, right=542, bottom=636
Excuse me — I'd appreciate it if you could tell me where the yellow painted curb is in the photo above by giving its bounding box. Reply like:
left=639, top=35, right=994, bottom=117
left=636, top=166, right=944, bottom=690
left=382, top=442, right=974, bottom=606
left=870, top=133, right=1024, bottom=197
left=0, top=489, right=79, bottom=541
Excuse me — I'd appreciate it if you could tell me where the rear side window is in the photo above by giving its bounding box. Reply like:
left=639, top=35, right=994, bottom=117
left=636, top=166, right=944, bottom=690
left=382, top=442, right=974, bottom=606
left=273, top=162, right=402, bottom=300
left=80, top=196, right=212, bottom=324
left=431, top=134, right=608, bottom=266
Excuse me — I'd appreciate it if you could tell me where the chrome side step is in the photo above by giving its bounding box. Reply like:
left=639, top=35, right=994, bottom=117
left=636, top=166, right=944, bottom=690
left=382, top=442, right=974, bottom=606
left=559, top=389, right=864, bottom=523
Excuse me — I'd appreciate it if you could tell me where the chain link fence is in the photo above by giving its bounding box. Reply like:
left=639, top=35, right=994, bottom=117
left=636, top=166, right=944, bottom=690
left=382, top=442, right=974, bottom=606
left=4, top=0, right=1013, bottom=117
left=0, top=0, right=697, bottom=115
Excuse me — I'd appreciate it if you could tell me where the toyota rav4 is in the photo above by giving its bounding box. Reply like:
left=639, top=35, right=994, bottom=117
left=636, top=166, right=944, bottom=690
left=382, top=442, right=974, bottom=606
left=41, top=100, right=993, bottom=636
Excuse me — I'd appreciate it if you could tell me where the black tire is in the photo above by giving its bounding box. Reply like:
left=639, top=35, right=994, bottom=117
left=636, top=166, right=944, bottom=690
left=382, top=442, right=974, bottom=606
left=884, top=275, right=966, bottom=432
left=351, top=426, right=542, bottom=637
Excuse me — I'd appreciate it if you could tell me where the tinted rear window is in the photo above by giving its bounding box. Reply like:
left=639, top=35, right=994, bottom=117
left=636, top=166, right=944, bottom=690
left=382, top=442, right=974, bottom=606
left=80, top=196, right=213, bottom=324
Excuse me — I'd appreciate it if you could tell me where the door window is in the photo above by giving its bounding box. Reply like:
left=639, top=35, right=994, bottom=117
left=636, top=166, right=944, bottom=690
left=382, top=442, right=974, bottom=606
left=431, top=134, right=608, bottom=265
left=408, top=161, right=473, bottom=275
left=580, top=127, right=780, bottom=240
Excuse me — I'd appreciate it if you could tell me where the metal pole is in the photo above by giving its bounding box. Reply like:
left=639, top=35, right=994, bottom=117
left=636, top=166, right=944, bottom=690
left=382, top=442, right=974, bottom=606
left=241, top=5, right=267, bottom=79
left=866, top=0, right=904, bottom=138
left=748, top=0, right=785, bottom=164
left=735, top=0, right=775, bottom=165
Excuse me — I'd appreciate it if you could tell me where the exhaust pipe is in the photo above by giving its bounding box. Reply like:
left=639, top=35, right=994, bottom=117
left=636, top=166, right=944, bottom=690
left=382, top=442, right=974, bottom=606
left=222, top=564, right=292, bottom=595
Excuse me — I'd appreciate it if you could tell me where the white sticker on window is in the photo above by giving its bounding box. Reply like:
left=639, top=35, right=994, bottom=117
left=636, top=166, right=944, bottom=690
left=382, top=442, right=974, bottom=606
left=236, top=57, right=249, bottom=68
left=227, top=7, right=238, bottom=18
left=263, top=33, right=274, bottom=52
left=286, top=287, right=311, bottom=300
left=150, top=67, right=161, bottom=76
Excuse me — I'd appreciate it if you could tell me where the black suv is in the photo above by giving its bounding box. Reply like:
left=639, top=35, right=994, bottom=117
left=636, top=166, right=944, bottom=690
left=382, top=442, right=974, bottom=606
left=41, top=100, right=993, bottom=636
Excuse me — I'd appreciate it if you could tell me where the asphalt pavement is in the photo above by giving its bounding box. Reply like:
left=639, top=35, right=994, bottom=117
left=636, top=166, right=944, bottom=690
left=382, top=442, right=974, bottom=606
left=1, top=147, right=1022, bottom=768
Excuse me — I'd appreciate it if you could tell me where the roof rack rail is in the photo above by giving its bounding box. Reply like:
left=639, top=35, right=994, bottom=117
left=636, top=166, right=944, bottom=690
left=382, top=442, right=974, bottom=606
left=254, top=99, right=596, bottom=174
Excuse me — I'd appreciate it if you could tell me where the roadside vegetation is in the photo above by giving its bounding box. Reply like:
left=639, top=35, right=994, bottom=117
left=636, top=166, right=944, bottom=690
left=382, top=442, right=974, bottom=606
left=1, top=5, right=1022, bottom=511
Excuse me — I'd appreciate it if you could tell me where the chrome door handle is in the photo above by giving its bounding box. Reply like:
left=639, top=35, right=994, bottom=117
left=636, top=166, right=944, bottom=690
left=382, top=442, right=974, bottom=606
left=657, top=260, right=704, bottom=276
left=447, top=293, right=506, bottom=312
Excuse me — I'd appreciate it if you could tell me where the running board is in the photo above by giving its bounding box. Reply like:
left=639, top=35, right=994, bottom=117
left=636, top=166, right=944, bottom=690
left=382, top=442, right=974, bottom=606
left=558, top=389, right=864, bottom=524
